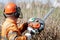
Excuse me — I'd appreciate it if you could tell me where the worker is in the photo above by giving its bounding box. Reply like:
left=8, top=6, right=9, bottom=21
left=1, top=2, right=31, bottom=40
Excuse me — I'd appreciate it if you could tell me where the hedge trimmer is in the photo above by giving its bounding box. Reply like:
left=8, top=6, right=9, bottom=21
left=25, top=0, right=60, bottom=40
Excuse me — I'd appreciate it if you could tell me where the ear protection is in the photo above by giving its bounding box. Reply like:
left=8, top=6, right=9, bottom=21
left=3, top=7, right=21, bottom=18
left=14, top=7, right=21, bottom=18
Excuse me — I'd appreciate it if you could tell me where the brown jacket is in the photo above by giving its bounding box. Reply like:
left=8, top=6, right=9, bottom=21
left=1, top=18, right=28, bottom=40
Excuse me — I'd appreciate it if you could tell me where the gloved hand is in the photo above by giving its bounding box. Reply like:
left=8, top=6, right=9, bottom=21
left=25, top=33, right=32, bottom=40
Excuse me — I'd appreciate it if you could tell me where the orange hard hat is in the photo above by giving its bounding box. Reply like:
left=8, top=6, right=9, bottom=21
left=4, top=3, right=17, bottom=14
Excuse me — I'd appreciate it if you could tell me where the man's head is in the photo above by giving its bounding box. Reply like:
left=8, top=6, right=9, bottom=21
left=3, top=2, right=21, bottom=18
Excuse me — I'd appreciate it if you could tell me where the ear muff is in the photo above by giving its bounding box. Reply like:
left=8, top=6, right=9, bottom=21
left=14, top=7, right=20, bottom=18
left=15, top=7, right=23, bottom=18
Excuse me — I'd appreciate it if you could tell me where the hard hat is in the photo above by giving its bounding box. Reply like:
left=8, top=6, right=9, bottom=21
left=3, top=2, right=21, bottom=18
left=4, top=3, right=17, bottom=14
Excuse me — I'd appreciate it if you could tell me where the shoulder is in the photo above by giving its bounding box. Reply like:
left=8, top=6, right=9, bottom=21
left=2, top=21, right=16, bottom=29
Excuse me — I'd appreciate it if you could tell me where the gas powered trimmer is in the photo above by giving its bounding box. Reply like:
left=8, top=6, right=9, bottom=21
left=24, top=0, right=60, bottom=40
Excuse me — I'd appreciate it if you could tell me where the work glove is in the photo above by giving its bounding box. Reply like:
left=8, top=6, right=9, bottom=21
left=25, top=33, right=32, bottom=40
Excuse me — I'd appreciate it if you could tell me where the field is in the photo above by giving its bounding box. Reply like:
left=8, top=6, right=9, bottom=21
left=0, top=2, right=60, bottom=40
left=21, top=7, right=60, bottom=40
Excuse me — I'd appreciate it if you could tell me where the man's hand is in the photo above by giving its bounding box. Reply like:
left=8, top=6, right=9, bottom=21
left=18, top=22, right=28, bottom=33
left=25, top=33, right=32, bottom=40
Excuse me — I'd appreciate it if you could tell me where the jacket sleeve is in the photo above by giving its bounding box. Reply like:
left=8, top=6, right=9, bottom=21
left=18, top=22, right=28, bottom=33
left=8, top=32, right=17, bottom=40
left=6, top=23, right=21, bottom=40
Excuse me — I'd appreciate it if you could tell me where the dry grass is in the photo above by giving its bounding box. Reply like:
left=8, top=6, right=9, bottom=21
left=20, top=7, right=60, bottom=40
left=0, top=3, right=60, bottom=40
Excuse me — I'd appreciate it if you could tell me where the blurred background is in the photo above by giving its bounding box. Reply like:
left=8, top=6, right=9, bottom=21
left=0, top=0, right=60, bottom=40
